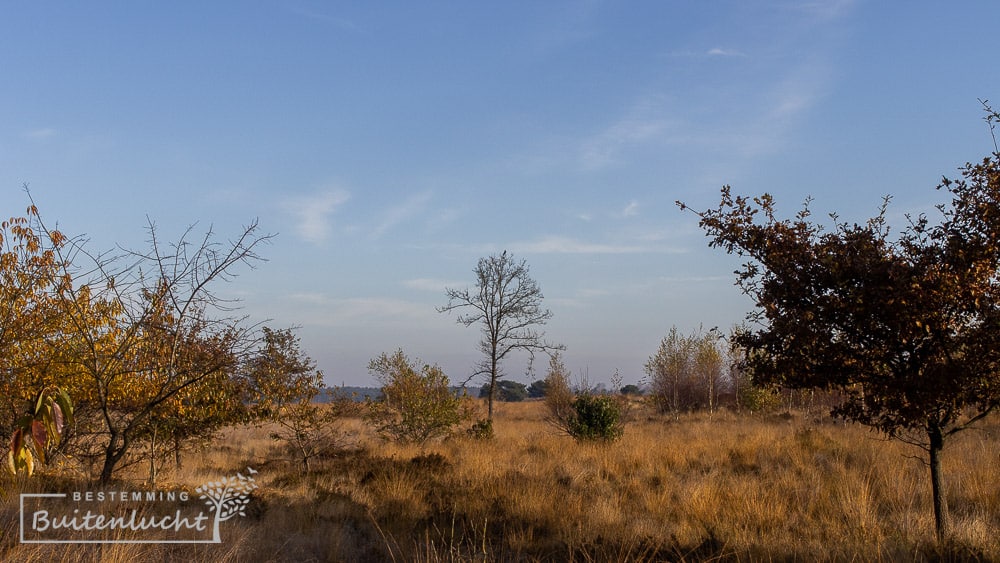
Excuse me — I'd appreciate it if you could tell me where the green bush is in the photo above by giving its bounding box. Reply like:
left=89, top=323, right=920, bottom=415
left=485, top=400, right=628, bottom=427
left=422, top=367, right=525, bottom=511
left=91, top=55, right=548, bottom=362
left=466, top=418, right=494, bottom=440
left=737, top=383, right=778, bottom=414
left=569, top=394, right=624, bottom=442
left=366, top=349, right=473, bottom=444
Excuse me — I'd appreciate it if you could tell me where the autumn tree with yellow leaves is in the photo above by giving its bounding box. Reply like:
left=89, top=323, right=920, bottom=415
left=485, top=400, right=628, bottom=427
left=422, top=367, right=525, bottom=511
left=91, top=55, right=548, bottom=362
left=12, top=192, right=275, bottom=483
left=0, top=206, right=70, bottom=432
left=0, top=205, right=79, bottom=475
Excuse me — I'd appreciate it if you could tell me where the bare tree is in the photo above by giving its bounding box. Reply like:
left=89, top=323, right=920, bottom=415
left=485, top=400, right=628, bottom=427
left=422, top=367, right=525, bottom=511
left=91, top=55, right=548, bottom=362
left=439, top=251, right=563, bottom=421
left=34, top=199, right=273, bottom=483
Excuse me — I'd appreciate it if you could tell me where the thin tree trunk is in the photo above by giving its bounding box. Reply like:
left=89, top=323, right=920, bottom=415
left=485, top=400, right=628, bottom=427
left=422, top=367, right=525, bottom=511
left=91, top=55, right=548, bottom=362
left=101, top=432, right=127, bottom=484
left=928, top=423, right=951, bottom=542
left=173, top=435, right=182, bottom=470
left=487, top=352, right=498, bottom=421
left=148, top=425, right=158, bottom=485
left=707, top=375, right=715, bottom=414
left=300, top=444, right=310, bottom=474
left=673, top=372, right=680, bottom=420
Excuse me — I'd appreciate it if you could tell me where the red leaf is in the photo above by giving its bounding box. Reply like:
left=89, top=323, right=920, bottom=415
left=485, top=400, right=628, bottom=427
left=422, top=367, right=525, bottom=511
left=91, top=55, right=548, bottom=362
left=31, top=420, right=47, bottom=450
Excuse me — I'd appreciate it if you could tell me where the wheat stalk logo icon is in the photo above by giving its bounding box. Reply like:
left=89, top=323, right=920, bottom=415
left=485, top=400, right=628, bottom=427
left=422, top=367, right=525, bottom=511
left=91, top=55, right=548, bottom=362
left=195, top=467, right=259, bottom=543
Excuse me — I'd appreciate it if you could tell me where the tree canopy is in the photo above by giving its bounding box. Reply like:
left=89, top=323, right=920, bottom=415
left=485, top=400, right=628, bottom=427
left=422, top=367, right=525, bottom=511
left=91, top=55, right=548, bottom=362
left=679, top=107, right=1000, bottom=540
left=0, top=190, right=277, bottom=483
left=439, top=251, right=563, bottom=420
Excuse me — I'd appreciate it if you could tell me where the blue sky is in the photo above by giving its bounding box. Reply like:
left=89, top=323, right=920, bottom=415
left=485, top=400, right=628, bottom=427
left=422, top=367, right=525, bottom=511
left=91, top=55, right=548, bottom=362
left=3, top=1, right=1000, bottom=387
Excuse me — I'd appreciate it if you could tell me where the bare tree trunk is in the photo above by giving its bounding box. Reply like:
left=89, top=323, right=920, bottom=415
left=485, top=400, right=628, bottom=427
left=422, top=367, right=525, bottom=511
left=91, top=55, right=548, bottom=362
left=299, top=441, right=311, bottom=474
left=101, top=432, right=128, bottom=484
left=707, top=375, right=715, bottom=414
left=928, top=423, right=951, bottom=542
left=671, top=372, right=679, bottom=418
left=148, top=425, right=158, bottom=485
left=487, top=352, right=498, bottom=421
left=173, top=435, right=183, bottom=470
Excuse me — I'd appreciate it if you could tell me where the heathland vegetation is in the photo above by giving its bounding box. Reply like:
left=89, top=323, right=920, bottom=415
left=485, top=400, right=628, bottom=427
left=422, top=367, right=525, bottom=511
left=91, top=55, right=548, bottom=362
left=3, top=107, right=1000, bottom=560
left=3, top=401, right=997, bottom=561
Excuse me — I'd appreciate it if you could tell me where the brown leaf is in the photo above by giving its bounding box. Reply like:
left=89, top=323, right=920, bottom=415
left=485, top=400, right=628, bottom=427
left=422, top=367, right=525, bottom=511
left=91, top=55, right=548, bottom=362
left=31, top=419, right=48, bottom=450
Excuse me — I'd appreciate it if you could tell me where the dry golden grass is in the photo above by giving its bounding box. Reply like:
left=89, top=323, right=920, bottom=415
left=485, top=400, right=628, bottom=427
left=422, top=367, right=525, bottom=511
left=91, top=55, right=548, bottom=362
left=2, top=400, right=997, bottom=562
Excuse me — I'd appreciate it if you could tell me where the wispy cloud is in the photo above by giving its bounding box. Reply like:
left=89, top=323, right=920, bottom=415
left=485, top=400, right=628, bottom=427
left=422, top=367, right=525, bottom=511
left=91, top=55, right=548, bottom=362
left=403, top=278, right=464, bottom=292
left=25, top=128, right=56, bottom=140
left=286, top=293, right=430, bottom=324
left=617, top=200, right=640, bottom=218
left=665, top=47, right=747, bottom=59
left=658, top=275, right=730, bottom=283
left=287, top=292, right=335, bottom=306
left=417, top=233, right=687, bottom=256
left=288, top=7, right=359, bottom=31
left=284, top=189, right=350, bottom=244
left=579, top=99, right=671, bottom=170
left=767, top=67, right=826, bottom=121
left=729, top=63, right=829, bottom=161
left=676, top=62, right=829, bottom=161
left=373, top=190, right=433, bottom=238
left=549, top=287, right=612, bottom=308
left=706, top=47, right=746, bottom=57
left=509, top=235, right=679, bottom=255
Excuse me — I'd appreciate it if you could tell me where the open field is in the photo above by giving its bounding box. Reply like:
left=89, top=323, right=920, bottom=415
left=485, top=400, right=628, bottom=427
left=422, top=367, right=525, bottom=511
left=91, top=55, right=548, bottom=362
left=2, top=400, right=998, bottom=562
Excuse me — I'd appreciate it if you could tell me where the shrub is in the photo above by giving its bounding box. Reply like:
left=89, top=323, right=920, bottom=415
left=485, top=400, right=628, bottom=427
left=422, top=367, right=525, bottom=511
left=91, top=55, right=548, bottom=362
left=268, top=400, right=346, bottom=474
left=737, top=382, right=778, bottom=414
left=569, top=394, right=624, bottom=442
left=366, top=349, right=474, bottom=444
left=543, top=353, right=575, bottom=432
left=466, top=418, right=494, bottom=440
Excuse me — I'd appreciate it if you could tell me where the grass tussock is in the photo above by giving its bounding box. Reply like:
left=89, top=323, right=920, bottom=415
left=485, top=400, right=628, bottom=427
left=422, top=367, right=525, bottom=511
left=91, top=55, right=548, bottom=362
left=2, top=400, right=997, bottom=562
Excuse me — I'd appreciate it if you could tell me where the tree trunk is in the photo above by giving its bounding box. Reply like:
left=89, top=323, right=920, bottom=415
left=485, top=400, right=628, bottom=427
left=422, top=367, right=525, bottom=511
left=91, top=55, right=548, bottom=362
left=148, top=425, right=158, bottom=485
left=707, top=375, right=715, bottom=414
left=301, top=447, right=311, bottom=474
left=173, top=435, right=183, bottom=470
left=100, top=432, right=128, bottom=484
left=672, top=373, right=679, bottom=419
left=928, top=422, right=951, bottom=542
left=487, top=352, right=498, bottom=421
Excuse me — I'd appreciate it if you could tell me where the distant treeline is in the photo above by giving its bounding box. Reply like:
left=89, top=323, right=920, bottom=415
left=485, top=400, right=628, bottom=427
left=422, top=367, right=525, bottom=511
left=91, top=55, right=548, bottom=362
left=318, top=386, right=381, bottom=402
left=321, top=381, right=645, bottom=403
left=319, top=385, right=480, bottom=402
